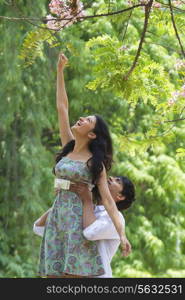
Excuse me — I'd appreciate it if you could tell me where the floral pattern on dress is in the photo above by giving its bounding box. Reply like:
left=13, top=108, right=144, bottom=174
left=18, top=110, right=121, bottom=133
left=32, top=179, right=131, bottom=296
left=38, top=157, right=104, bottom=277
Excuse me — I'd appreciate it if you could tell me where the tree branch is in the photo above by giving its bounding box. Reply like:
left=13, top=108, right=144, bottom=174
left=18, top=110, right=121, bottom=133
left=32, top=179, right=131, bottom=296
left=163, top=105, right=185, bottom=123
left=123, top=0, right=154, bottom=80
left=164, top=117, right=185, bottom=123
left=4, top=0, right=94, bottom=33
left=156, top=1, right=185, bottom=13
left=108, top=0, right=111, bottom=13
left=168, top=0, right=185, bottom=58
left=0, top=3, right=145, bottom=23
left=122, top=10, right=133, bottom=42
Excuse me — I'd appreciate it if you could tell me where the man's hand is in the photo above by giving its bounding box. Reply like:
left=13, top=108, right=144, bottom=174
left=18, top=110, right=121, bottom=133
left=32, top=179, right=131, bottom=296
left=70, top=182, right=91, bottom=200
left=57, top=53, right=68, bottom=71
left=120, top=236, right=132, bottom=257
left=54, top=182, right=92, bottom=202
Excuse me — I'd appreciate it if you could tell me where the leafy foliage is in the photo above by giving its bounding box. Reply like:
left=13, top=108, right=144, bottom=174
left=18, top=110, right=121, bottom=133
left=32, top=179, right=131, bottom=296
left=85, top=34, right=174, bottom=108
left=19, top=26, right=58, bottom=67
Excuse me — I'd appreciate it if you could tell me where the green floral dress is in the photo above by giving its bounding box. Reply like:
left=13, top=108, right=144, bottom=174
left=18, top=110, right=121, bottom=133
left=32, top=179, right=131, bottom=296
left=38, top=156, right=105, bottom=277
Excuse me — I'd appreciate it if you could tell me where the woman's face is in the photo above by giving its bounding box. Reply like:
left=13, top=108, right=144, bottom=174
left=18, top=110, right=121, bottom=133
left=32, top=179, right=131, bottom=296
left=71, top=115, right=96, bottom=136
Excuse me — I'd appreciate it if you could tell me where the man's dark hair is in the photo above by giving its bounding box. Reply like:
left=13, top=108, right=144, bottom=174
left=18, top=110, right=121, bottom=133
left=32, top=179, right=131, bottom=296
left=93, top=175, right=135, bottom=211
left=116, top=176, right=135, bottom=211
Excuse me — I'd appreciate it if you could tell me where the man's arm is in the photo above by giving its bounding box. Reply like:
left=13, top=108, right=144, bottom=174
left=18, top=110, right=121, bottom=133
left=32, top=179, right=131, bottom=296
left=33, top=208, right=51, bottom=237
left=81, top=193, right=97, bottom=229
left=83, top=211, right=125, bottom=241
left=69, top=182, right=97, bottom=228
left=35, top=209, right=51, bottom=226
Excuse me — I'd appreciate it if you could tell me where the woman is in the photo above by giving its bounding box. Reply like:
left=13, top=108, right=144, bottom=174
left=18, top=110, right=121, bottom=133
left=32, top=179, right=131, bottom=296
left=38, top=53, right=131, bottom=278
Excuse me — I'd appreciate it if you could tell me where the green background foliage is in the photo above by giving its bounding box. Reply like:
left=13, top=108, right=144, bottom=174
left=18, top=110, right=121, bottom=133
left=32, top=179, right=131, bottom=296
left=0, top=0, right=185, bottom=277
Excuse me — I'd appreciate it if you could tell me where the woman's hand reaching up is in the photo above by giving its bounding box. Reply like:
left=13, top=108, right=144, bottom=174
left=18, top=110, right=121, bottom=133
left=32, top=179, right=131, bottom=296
left=57, top=53, right=68, bottom=71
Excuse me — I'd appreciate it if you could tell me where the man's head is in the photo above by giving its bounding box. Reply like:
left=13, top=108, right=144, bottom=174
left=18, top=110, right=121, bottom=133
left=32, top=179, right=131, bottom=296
left=107, top=176, right=135, bottom=211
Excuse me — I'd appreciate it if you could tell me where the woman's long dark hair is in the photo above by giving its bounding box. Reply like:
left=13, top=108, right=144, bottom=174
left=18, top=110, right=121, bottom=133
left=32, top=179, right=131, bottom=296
left=52, top=114, right=113, bottom=185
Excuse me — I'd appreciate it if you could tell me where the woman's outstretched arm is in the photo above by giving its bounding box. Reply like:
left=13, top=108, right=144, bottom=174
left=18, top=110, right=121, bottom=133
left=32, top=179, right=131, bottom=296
left=97, top=165, right=131, bottom=256
left=57, top=53, right=74, bottom=146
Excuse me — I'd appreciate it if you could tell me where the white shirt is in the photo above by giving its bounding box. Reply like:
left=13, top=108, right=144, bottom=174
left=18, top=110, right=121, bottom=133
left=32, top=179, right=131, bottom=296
left=33, top=205, right=125, bottom=278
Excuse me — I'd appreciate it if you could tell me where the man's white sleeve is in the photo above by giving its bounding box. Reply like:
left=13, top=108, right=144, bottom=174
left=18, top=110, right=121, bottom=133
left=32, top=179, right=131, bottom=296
left=33, top=218, right=45, bottom=237
left=83, top=212, right=125, bottom=241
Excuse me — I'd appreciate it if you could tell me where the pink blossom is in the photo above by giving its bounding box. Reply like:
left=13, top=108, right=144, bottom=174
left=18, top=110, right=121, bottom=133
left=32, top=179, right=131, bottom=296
left=181, top=84, right=185, bottom=91
left=47, top=0, right=85, bottom=31
left=119, top=45, right=129, bottom=51
left=46, top=14, right=60, bottom=30
left=153, top=2, right=161, bottom=8
left=167, top=83, right=185, bottom=104
left=139, top=0, right=149, bottom=4
left=175, top=59, right=185, bottom=70
left=180, top=91, right=185, bottom=97
left=49, top=0, right=65, bottom=16
left=180, top=85, right=185, bottom=97
left=168, top=99, right=176, bottom=106
left=173, top=1, right=184, bottom=6
left=172, top=91, right=180, bottom=99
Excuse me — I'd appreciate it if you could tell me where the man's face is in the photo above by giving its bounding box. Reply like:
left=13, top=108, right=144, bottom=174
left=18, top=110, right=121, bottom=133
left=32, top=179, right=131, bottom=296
left=107, top=176, right=125, bottom=203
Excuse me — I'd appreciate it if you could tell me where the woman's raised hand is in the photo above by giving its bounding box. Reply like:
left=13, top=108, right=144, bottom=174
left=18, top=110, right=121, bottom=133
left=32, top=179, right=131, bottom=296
left=57, top=53, right=68, bottom=71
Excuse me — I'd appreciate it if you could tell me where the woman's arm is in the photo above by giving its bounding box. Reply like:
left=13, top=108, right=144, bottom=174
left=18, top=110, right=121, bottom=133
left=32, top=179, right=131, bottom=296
left=57, top=53, right=74, bottom=146
left=97, top=166, right=131, bottom=256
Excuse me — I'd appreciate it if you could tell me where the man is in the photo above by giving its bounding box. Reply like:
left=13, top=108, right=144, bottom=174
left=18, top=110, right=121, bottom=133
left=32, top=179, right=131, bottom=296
left=33, top=175, right=135, bottom=278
